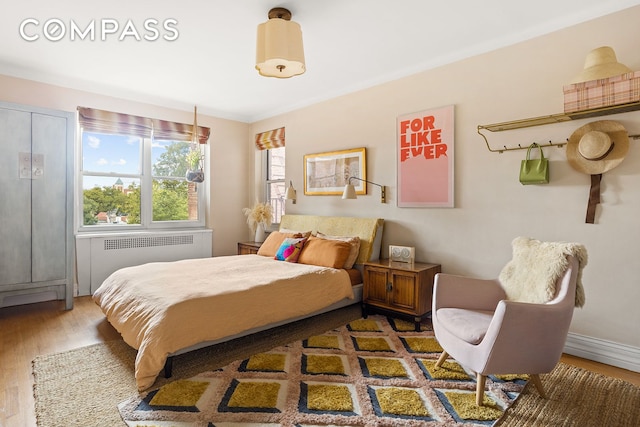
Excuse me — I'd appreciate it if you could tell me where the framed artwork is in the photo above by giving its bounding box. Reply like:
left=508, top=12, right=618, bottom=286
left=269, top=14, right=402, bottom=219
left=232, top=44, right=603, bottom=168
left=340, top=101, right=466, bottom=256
left=304, top=147, right=366, bottom=195
left=397, top=105, right=455, bottom=207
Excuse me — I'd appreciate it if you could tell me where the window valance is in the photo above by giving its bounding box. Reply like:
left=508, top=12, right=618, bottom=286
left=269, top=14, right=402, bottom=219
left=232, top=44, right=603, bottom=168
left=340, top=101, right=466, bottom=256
left=255, top=127, right=285, bottom=150
left=77, top=107, right=210, bottom=143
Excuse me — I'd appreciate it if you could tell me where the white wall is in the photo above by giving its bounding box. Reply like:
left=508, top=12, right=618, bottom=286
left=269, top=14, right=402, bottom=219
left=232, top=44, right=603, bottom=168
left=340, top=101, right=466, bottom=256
left=250, top=6, right=640, bottom=352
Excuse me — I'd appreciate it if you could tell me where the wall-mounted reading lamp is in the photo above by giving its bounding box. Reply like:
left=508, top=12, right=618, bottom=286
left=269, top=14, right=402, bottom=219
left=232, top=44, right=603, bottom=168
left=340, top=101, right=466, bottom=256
left=342, top=176, right=386, bottom=203
left=285, top=180, right=297, bottom=204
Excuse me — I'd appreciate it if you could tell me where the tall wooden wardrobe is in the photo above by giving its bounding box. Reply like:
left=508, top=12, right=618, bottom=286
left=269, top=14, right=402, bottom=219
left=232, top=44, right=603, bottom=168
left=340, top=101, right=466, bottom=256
left=0, top=101, right=74, bottom=309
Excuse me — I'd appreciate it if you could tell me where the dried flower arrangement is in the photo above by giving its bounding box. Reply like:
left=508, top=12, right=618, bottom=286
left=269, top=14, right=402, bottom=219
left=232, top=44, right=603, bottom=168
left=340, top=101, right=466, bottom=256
left=242, top=202, right=273, bottom=232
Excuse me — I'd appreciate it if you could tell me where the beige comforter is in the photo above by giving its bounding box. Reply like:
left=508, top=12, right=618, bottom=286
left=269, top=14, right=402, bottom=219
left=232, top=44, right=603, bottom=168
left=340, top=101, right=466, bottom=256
left=92, top=254, right=354, bottom=390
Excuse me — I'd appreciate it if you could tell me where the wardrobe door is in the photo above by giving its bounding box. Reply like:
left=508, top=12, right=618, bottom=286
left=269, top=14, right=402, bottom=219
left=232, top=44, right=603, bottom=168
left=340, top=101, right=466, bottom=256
left=0, top=108, right=32, bottom=286
left=31, top=113, right=68, bottom=283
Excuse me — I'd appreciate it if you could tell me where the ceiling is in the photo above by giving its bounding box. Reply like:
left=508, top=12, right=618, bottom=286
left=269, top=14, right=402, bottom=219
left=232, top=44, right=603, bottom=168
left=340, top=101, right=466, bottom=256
left=1, top=1, right=638, bottom=123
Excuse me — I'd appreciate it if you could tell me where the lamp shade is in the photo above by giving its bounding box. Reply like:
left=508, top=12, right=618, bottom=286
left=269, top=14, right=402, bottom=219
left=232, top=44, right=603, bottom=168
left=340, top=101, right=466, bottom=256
left=256, top=9, right=305, bottom=78
left=285, top=180, right=297, bottom=202
left=342, top=184, right=357, bottom=199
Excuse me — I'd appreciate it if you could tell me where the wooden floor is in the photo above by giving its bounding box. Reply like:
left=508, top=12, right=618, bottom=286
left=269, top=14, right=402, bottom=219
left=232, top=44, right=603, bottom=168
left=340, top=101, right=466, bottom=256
left=1, top=297, right=639, bottom=427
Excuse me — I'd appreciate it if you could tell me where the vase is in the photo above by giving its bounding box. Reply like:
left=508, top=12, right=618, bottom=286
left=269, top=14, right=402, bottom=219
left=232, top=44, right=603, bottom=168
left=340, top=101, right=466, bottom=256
left=254, top=223, right=266, bottom=243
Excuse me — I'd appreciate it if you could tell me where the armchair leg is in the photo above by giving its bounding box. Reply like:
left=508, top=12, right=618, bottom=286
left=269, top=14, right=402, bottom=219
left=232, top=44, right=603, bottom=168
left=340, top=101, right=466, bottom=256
left=435, top=351, right=449, bottom=368
left=476, top=374, right=487, bottom=406
left=530, top=374, right=547, bottom=398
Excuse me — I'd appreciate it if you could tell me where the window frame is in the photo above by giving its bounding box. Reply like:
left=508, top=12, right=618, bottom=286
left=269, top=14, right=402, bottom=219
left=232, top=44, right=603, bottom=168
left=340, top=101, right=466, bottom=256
left=263, top=146, right=286, bottom=231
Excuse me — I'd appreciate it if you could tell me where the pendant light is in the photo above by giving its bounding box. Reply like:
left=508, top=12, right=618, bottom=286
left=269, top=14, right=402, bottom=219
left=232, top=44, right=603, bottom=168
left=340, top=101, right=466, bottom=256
left=255, top=7, right=305, bottom=78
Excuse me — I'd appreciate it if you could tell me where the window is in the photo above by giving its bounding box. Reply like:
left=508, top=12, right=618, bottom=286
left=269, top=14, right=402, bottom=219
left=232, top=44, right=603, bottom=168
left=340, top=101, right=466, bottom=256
left=77, top=108, right=209, bottom=231
left=265, top=146, right=286, bottom=225
left=81, top=132, right=142, bottom=226
left=255, top=127, right=286, bottom=228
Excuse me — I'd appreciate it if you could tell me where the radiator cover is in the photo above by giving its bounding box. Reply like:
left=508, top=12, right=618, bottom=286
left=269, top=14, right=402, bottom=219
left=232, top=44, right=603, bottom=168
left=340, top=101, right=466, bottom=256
left=76, top=229, right=213, bottom=295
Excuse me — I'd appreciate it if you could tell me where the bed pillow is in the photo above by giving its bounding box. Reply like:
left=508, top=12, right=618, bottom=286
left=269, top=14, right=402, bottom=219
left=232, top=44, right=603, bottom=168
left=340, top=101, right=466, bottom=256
left=316, top=232, right=361, bottom=269
left=279, top=228, right=312, bottom=238
left=298, top=236, right=352, bottom=269
left=274, top=237, right=307, bottom=262
left=257, top=231, right=305, bottom=257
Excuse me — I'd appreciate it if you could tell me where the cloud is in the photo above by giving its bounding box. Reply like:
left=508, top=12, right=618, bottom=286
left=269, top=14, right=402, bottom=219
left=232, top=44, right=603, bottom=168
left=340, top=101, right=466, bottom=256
left=97, top=158, right=108, bottom=165
left=87, top=135, right=100, bottom=148
left=114, top=159, right=127, bottom=165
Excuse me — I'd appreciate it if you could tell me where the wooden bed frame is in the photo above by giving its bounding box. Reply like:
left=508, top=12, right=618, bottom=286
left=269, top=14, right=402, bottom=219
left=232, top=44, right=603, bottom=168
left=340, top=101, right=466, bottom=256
left=162, top=214, right=384, bottom=377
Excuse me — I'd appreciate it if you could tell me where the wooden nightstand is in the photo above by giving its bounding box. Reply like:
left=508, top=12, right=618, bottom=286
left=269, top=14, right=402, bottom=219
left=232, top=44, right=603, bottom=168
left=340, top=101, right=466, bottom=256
left=237, top=241, right=262, bottom=255
left=363, top=259, right=441, bottom=331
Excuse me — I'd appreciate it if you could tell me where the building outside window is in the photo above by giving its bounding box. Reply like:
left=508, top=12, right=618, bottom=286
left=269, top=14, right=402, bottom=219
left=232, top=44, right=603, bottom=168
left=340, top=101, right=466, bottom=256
left=265, top=146, right=285, bottom=226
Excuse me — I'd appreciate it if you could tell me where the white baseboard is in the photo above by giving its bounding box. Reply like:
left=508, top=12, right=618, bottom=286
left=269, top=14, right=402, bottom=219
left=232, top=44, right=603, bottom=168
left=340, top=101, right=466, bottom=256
left=564, top=332, right=640, bottom=373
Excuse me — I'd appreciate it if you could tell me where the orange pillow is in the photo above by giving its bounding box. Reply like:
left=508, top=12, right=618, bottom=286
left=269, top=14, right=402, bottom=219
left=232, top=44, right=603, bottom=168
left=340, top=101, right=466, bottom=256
left=257, top=231, right=305, bottom=257
left=316, top=232, right=361, bottom=269
left=298, top=236, right=352, bottom=269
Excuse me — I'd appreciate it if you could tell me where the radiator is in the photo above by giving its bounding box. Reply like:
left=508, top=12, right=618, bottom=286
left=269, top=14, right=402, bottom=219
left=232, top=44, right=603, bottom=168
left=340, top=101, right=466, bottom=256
left=76, top=229, right=213, bottom=295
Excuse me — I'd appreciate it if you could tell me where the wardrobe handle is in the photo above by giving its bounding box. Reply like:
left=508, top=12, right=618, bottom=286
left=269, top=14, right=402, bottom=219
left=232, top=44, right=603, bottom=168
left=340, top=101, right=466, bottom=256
left=32, top=153, right=44, bottom=179
left=19, top=152, right=31, bottom=179
left=18, top=152, right=44, bottom=179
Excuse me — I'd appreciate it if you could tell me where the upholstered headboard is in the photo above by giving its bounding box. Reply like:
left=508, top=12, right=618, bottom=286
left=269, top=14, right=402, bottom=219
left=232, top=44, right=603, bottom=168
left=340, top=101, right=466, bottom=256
left=280, top=215, right=384, bottom=264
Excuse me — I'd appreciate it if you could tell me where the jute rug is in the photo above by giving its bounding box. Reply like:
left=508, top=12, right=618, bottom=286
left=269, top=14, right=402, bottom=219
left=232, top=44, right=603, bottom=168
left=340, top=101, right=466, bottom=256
left=33, top=305, right=363, bottom=427
left=495, top=362, right=640, bottom=427
left=32, top=305, right=640, bottom=426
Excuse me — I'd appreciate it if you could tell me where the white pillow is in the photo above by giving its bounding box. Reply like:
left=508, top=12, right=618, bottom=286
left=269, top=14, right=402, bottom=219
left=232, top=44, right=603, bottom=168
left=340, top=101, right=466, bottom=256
left=279, top=228, right=312, bottom=238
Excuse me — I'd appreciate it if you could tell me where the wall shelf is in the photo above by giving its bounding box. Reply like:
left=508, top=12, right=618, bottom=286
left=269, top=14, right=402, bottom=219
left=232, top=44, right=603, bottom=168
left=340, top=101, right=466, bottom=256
left=478, top=100, right=640, bottom=153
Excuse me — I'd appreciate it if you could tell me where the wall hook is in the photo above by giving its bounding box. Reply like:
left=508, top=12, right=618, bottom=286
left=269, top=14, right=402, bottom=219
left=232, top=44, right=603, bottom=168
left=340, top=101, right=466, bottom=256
left=478, top=126, right=569, bottom=153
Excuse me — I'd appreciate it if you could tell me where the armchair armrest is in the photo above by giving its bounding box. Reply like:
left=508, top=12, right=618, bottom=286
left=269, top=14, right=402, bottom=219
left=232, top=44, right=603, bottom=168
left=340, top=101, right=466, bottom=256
left=433, top=273, right=506, bottom=312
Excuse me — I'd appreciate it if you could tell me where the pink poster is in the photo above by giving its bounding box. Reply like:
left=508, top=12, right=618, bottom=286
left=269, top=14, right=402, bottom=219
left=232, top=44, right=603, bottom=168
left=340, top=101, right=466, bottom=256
left=397, top=105, right=454, bottom=207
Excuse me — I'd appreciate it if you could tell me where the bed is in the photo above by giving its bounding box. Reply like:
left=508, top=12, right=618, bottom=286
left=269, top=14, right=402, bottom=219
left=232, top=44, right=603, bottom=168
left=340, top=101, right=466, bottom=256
left=92, top=215, right=384, bottom=391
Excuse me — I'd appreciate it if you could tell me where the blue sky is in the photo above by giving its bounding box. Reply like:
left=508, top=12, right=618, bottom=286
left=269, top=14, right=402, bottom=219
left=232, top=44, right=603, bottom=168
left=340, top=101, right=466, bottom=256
left=82, top=131, right=170, bottom=189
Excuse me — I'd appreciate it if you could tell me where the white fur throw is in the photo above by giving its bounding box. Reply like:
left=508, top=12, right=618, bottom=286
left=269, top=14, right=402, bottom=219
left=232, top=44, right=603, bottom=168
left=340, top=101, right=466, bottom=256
left=499, top=237, right=587, bottom=307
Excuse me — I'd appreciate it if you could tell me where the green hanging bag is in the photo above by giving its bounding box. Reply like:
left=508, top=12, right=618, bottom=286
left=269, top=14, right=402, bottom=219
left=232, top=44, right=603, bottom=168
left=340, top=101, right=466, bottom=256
left=519, top=143, right=549, bottom=185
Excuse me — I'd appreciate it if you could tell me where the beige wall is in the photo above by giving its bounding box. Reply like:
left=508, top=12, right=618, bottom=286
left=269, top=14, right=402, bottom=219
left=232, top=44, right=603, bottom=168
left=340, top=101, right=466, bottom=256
left=0, top=74, right=251, bottom=257
left=251, top=6, right=640, bottom=349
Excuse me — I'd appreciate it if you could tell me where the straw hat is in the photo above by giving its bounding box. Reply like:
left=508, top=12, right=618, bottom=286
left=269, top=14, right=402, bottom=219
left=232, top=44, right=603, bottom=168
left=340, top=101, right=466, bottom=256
left=569, top=46, right=632, bottom=83
left=566, top=120, right=629, bottom=174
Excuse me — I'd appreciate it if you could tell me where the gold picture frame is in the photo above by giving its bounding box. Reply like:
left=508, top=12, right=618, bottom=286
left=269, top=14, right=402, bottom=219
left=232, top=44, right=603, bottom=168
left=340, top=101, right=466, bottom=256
left=304, top=147, right=367, bottom=195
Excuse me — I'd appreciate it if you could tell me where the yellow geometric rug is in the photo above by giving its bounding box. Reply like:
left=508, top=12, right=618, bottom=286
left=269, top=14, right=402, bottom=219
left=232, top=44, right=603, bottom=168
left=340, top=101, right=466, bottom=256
left=118, top=315, right=526, bottom=426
